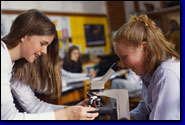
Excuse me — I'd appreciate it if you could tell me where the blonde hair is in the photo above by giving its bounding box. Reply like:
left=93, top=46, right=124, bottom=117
left=113, top=14, right=180, bottom=75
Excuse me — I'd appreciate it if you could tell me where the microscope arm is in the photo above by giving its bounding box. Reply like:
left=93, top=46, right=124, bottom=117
left=96, top=89, right=130, bottom=120
left=90, top=63, right=117, bottom=90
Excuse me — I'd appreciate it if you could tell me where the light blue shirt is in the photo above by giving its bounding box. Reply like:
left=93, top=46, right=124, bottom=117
left=130, top=57, right=180, bottom=120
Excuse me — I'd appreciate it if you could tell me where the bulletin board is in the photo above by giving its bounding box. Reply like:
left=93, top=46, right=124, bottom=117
left=69, top=16, right=111, bottom=55
left=1, top=10, right=111, bottom=58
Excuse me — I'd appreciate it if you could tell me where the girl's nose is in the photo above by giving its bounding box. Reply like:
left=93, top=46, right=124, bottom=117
left=41, top=46, right=47, bottom=55
left=120, top=61, right=127, bottom=68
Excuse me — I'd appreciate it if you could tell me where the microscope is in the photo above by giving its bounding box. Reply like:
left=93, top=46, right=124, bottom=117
left=87, top=63, right=130, bottom=120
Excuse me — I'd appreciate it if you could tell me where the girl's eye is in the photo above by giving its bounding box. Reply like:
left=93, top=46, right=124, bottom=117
left=40, top=43, right=45, bottom=46
left=122, top=55, right=127, bottom=60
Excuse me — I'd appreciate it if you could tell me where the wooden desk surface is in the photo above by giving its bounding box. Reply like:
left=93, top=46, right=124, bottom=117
left=58, top=82, right=84, bottom=105
left=36, top=70, right=128, bottom=105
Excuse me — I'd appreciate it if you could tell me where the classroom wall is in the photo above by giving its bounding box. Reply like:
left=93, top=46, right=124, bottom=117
left=1, top=1, right=107, bottom=14
left=1, top=1, right=111, bottom=57
left=138, top=1, right=161, bottom=12
left=124, top=1, right=162, bottom=21
left=1, top=1, right=166, bottom=56
left=124, top=1, right=135, bottom=22
left=70, top=16, right=110, bottom=55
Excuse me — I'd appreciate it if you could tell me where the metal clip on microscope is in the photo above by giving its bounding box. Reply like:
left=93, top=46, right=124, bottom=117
left=87, top=63, right=130, bottom=120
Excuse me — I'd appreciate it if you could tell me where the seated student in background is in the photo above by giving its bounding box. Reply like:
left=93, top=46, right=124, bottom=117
left=95, top=46, right=120, bottom=77
left=58, top=57, right=96, bottom=87
left=168, top=19, right=180, bottom=54
left=113, top=14, right=180, bottom=120
left=63, top=45, right=83, bottom=73
left=1, top=9, right=98, bottom=120
left=109, top=69, right=142, bottom=107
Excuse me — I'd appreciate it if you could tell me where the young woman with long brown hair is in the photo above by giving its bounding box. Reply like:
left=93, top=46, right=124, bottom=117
left=1, top=9, right=98, bottom=120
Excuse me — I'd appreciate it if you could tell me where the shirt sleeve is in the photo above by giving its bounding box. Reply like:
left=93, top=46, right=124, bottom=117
left=1, top=42, right=58, bottom=120
left=149, top=69, right=180, bottom=120
left=1, top=76, right=57, bottom=120
left=62, top=69, right=87, bottom=78
left=130, top=96, right=150, bottom=120
left=11, top=79, right=65, bottom=113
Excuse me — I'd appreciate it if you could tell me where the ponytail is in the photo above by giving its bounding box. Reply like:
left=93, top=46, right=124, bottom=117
left=114, top=14, right=180, bottom=75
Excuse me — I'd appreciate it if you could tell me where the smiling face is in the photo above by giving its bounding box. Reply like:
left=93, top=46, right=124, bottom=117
left=114, top=39, right=147, bottom=75
left=20, top=35, right=54, bottom=63
left=71, top=49, right=80, bottom=62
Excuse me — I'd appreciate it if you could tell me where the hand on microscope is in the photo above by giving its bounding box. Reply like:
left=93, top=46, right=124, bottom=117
left=55, top=105, right=99, bottom=120
left=77, top=99, right=89, bottom=107
left=77, top=97, right=103, bottom=116
left=77, top=99, right=102, bottom=108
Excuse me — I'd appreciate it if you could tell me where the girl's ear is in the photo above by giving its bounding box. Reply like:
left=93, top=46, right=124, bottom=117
left=141, top=41, right=147, bottom=51
left=21, top=37, right=25, bottom=43
left=21, top=35, right=27, bottom=43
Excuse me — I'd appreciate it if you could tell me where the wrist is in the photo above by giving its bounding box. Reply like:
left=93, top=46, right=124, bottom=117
left=54, top=108, right=68, bottom=120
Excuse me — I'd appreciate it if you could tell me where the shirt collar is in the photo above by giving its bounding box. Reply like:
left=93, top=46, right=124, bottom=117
left=140, top=72, right=152, bottom=88
left=1, top=41, right=14, bottom=68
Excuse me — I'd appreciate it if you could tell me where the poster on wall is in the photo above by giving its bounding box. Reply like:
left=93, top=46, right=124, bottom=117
left=1, top=12, right=111, bottom=55
left=84, top=24, right=106, bottom=47
left=1, top=13, right=72, bottom=59
left=49, top=16, right=72, bottom=58
left=49, top=16, right=71, bottom=38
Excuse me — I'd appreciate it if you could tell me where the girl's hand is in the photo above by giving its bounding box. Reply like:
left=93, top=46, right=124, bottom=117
left=77, top=99, right=89, bottom=107
left=55, top=105, right=99, bottom=120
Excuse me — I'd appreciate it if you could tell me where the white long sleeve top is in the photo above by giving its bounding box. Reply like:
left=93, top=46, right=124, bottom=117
left=61, top=69, right=90, bottom=87
left=1, top=41, right=64, bottom=120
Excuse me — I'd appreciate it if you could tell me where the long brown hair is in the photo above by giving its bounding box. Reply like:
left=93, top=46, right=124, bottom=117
left=113, top=14, right=180, bottom=75
left=64, top=45, right=82, bottom=68
left=2, top=9, right=62, bottom=98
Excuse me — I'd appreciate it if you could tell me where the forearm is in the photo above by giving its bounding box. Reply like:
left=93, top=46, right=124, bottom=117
left=54, top=106, right=98, bottom=120
left=54, top=107, right=67, bottom=120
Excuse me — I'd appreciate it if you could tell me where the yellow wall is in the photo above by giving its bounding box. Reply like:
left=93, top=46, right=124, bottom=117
left=70, top=16, right=111, bottom=54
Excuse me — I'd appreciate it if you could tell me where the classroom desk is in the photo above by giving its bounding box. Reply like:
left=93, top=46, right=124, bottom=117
left=35, top=82, right=84, bottom=105
left=36, top=70, right=131, bottom=106
left=58, top=82, right=84, bottom=105
left=57, top=69, right=128, bottom=105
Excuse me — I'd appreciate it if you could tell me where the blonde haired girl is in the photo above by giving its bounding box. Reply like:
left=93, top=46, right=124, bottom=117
left=113, top=14, right=180, bottom=120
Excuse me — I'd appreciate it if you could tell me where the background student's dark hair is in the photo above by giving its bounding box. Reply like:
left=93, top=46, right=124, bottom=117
left=1, top=9, right=62, bottom=98
left=169, top=19, right=180, bottom=33
left=63, top=45, right=82, bottom=73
